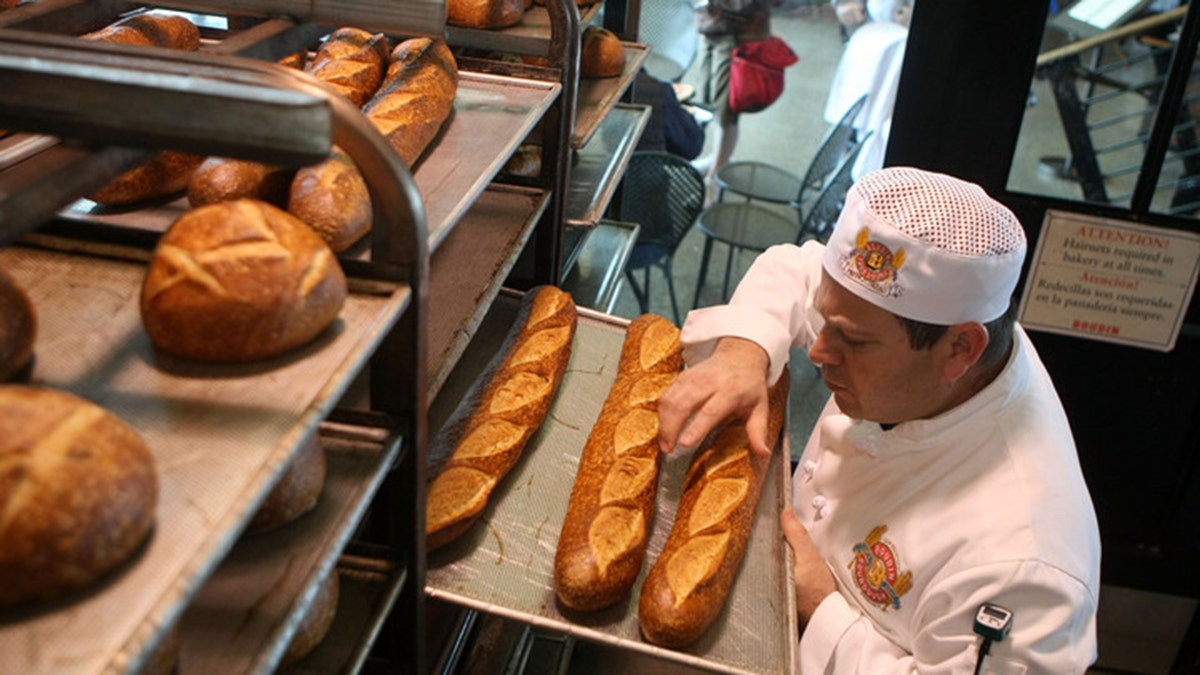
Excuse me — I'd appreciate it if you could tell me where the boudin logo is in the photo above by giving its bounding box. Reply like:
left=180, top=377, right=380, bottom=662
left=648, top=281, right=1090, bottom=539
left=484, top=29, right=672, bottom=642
left=842, top=227, right=906, bottom=298
left=849, top=525, right=913, bottom=611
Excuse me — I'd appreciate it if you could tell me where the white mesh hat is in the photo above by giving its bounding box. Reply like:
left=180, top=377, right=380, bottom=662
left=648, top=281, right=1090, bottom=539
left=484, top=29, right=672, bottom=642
left=821, top=166, right=1027, bottom=324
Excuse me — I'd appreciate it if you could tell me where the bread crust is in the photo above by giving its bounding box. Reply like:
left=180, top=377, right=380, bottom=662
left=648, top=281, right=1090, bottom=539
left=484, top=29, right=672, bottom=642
left=426, top=286, right=577, bottom=551
left=287, top=148, right=371, bottom=252
left=637, top=376, right=789, bottom=647
left=139, top=199, right=348, bottom=362
left=364, top=37, right=459, bottom=168
left=280, top=569, right=339, bottom=667
left=84, top=12, right=203, bottom=206
left=447, top=0, right=526, bottom=29
left=580, top=26, right=626, bottom=78
left=554, top=314, right=682, bottom=611
left=247, top=434, right=326, bottom=533
left=187, top=156, right=296, bottom=209
left=0, top=385, right=157, bottom=608
left=0, top=268, right=36, bottom=382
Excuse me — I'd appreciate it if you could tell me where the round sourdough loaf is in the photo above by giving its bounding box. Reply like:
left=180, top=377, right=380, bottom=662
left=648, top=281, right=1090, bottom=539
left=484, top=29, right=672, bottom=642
left=280, top=570, right=340, bottom=668
left=580, top=26, right=625, bottom=78
left=0, top=268, right=36, bottom=381
left=140, top=199, right=348, bottom=362
left=246, top=434, right=326, bottom=533
left=446, top=0, right=526, bottom=29
left=0, top=385, right=158, bottom=608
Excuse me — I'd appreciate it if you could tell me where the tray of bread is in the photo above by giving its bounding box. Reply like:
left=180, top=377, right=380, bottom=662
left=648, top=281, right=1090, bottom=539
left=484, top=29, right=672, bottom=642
left=424, top=296, right=799, bottom=675
left=0, top=241, right=409, bottom=674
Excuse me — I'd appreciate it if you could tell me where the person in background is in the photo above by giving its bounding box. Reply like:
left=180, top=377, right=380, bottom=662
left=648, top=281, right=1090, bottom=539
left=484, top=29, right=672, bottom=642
left=657, top=167, right=1101, bottom=673
left=694, top=0, right=777, bottom=193
left=631, top=68, right=706, bottom=160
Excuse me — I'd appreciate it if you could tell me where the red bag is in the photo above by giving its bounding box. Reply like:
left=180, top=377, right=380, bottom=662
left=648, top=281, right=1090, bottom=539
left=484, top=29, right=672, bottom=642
left=729, top=36, right=798, bottom=114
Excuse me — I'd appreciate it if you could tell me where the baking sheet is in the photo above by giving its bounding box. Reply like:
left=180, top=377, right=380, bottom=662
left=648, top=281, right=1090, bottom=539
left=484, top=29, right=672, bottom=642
left=0, top=244, right=409, bottom=675
left=425, top=310, right=797, bottom=675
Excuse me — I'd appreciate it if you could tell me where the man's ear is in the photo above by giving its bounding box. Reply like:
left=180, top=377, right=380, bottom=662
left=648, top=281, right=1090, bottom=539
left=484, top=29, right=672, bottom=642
left=942, top=322, right=989, bottom=382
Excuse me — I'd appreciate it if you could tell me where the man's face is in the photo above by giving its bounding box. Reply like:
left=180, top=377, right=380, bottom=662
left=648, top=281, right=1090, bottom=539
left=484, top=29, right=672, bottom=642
left=808, top=271, right=947, bottom=425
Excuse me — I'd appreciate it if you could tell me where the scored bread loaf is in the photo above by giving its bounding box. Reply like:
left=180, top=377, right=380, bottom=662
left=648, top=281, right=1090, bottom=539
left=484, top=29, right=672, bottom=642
left=637, top=375, right=790, bottom=647
left=287, top=147, right=371, bottom=252
left=0, top=268, right=36, bottom=382
left=0, top=385, right=158, bottom=608
left=187, top=156, right=296, bottom=209
left=580, top=25, right=626, bottom=78
left=84, top=12, right=204, bottom=206
left=554, top=314, right=682, bottom=611
left=446, top=0, right=526, bottom=29
left=139, top=199, right=348, bottom=363
left=363, top=36, right=458, bottom=168
left=426, top=286, right=577, bottom=551
left=306, top=27, right=391, bottom=107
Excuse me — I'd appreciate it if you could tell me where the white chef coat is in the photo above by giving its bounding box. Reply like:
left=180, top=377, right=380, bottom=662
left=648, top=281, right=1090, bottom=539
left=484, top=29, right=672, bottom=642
left=681, top=243, right=1102, bottom=674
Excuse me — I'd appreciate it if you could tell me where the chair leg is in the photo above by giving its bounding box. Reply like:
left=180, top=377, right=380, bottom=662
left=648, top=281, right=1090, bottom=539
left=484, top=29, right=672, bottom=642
left=661, top=262, right=681, bottom=325
left=624, top=269, right=649, bottom=313
left=693, top=235, right=715, bottom=309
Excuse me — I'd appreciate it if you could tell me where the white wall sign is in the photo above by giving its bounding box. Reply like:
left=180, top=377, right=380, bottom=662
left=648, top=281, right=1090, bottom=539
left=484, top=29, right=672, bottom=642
left=1018, top=210, right=1200, bottom=352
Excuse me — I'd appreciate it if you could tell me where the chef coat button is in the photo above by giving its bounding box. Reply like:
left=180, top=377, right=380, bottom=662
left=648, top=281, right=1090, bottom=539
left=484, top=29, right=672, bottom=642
left=811, top=495, right=830, bottom=521
left=811, top=495, right=827, bottom=509
left=801, top=459, right=817, bottom=477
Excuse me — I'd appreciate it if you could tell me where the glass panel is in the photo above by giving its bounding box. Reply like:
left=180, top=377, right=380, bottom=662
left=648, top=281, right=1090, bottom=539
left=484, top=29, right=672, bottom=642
left=1006, top=1, right=1189, bottom=214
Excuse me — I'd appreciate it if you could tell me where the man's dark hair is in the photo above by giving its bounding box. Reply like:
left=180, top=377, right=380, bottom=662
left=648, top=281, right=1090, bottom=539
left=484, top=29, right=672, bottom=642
left=897, top=299, right=1018, bottom=370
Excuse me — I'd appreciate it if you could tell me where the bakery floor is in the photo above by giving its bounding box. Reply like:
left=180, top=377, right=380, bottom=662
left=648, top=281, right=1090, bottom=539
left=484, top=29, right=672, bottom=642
left=427, top=6, right=1197, bottom=675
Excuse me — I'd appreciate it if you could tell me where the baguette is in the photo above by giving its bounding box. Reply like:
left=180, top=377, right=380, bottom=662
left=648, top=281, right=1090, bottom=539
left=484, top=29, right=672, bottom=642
left=637, top=375, right=789, bottom=647
left=426, top=286, right=576, bottom=551
left=363, top=37, right=458, bottom=168
left=84, top=12, right=203, bottom=206
left=306, top=27, right=392, bottom=108
left=554, top=314, right=681, bottom=611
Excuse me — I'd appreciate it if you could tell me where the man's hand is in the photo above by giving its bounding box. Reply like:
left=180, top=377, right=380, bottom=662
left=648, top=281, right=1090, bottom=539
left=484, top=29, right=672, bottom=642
left=781, top=506, right=837, bottom=630
left=657, top=337, right=772, bottom=455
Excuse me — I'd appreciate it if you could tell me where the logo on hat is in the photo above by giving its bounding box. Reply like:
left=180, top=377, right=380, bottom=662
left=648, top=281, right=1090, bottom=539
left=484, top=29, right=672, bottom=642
left=849, top=524, right=913, bottom=611
left=842, top=227, right=906, bottom=298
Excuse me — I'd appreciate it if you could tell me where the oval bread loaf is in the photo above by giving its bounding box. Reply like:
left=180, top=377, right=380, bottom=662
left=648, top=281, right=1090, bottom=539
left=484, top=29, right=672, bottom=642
left=363, top=37, right=459, bottom=168
left=280, top=569, right=340, bottom=668
left=187, top=156, right=296, bottom=209
left=447, top=0, right=526, bottom=29
left=247, top=433, right=326, bottom=533
left=0, top=385, right=158, bottom=608
left=306, top=27, right=391, bottom=107
left=426, top=286, right=577, bottom=551
left=554, top=313, right=681, bottom=611
left=140, top=199, right=348, bottom=362
left=0, top=268, right=36, bottom=381
left=580, top=26, right=626, bottom=79
left=637, top=375, right=789, bottom=647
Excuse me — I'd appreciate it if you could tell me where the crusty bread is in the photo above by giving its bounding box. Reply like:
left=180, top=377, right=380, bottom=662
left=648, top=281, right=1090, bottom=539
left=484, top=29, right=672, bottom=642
left=554, top=314, right=681, bottom=611
left=0, top=385, right=158, bottom=608
left=637, top=375, right=789, bottom=647
left=363, top=37, right=458, bottom=168
left=81, top=11, right=201, bottom=49
left=247, top=434, right=325, bottom=533
left=446, top=0, right=526, bottom=29
left=286, top=148, right=371, bottom=252
left=426, top=286, right=577, bottom=551
left=307, top=27, right=392, bottom=108
left=0, top=268, right=36, bottom=382
left=84, top=12, right=203, bottom=206
left=139, top=199, right=348, bottom=363
left=580, top=25, right=626, bottom=78
left=280, top=569, right=339, bottom=668
left=187, top=157, right=296, bottom=209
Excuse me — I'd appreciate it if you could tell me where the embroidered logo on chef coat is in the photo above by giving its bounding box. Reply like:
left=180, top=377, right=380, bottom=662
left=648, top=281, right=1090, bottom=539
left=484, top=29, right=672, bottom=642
left=849, top=525, right=912, bottom=611
left=841, top=227, right=906, bottom=299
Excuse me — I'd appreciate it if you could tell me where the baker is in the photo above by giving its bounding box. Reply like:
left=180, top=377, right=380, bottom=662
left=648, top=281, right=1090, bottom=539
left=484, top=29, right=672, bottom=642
left=658, top=166, right=1101, bottom=673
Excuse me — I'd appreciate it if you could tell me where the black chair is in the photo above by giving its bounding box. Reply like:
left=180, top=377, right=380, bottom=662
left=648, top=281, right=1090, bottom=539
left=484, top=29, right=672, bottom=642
left=713, top=94, right=867, bottom=208
left=691, top=136, right=866, bottom=305
left=618, top=151, right=706, bottom=324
